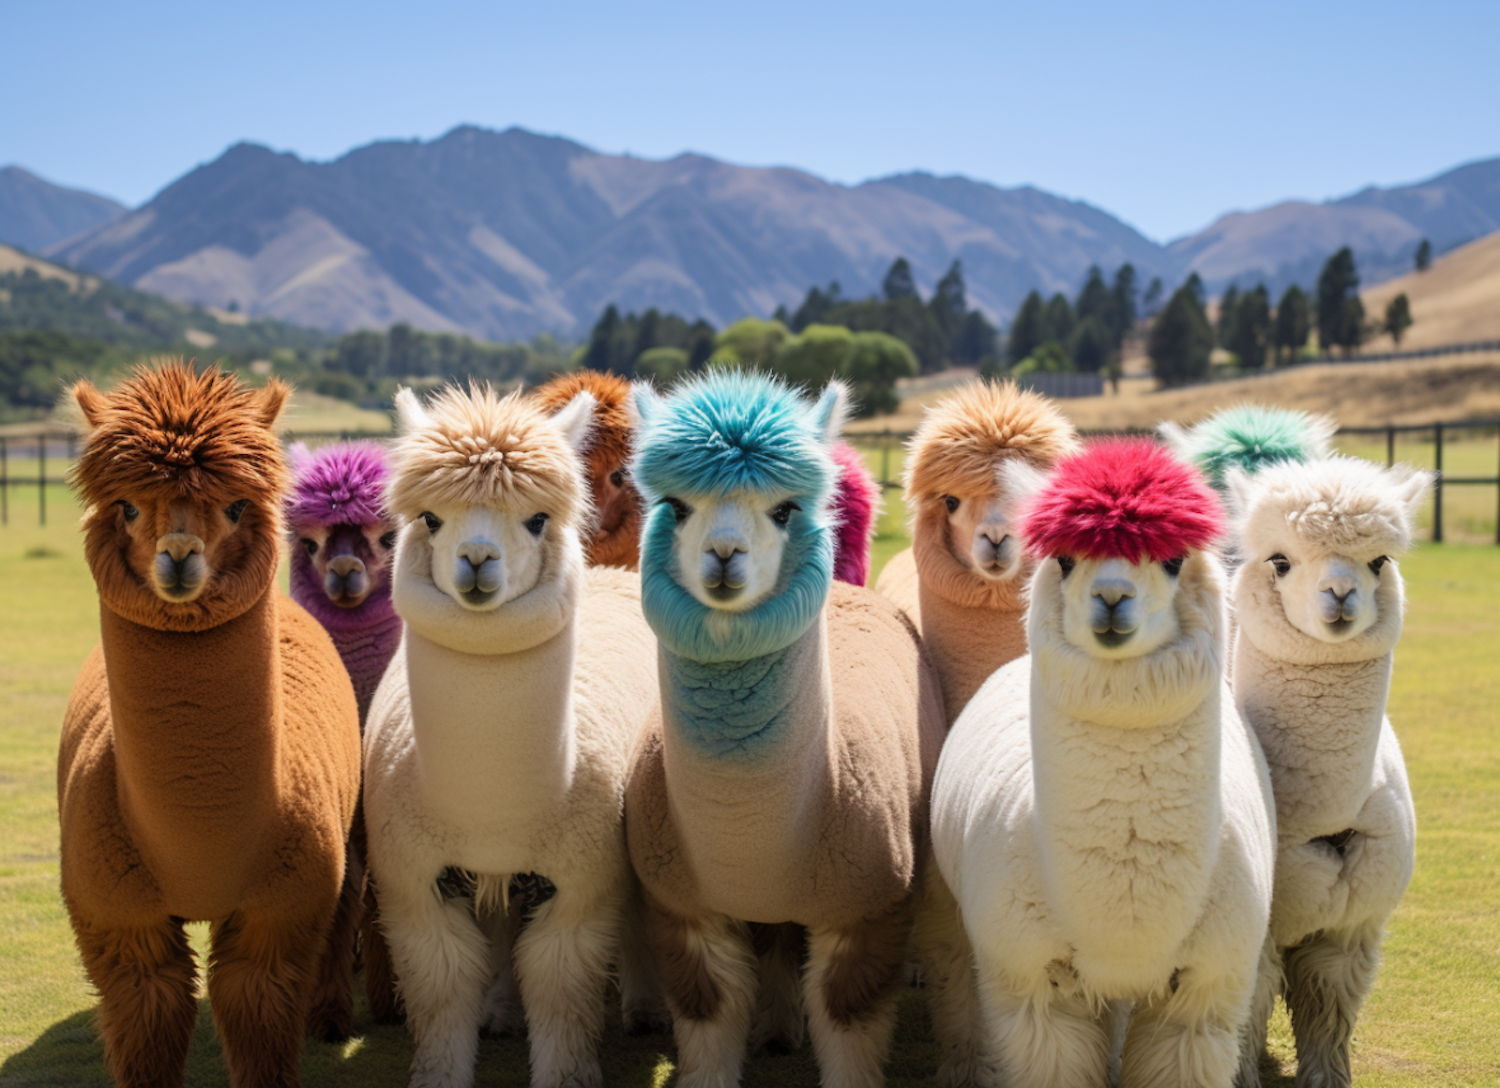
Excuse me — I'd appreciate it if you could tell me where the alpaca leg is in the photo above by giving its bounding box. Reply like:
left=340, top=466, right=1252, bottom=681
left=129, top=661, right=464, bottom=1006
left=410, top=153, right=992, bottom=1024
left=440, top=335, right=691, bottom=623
left=511, top=888, right=621, bottom=1088
left=749, top=921, right=805, bottom=1054
left=803, top=908, right=911, bottom=1088
left=619, top=881, right=671, bottom=1036
left=1119, top=967, right=1244, bottom=1088
left=1282, top=927, right=1381, bottom=1088
left=975, top=965, right=1109, bottom=1088
left=209, top=910, right=328, bottom=1088
left=648, top=901, right=758, bottom=1088
left=72, top=915, right=198, bottom=1088
left=381, top=878, right=493, bottom=1088
left=1104, top=1001, right=1131, bottom=1088
left=306, top=843, right=360, bottom=1042
left=912, top=869, right=994, bottom=1088
left=362, top=876, right=405, bottom=1024
left=1235, top=935, right=1283, bottom=1088
left=479, top=897, right=526, bottom=1037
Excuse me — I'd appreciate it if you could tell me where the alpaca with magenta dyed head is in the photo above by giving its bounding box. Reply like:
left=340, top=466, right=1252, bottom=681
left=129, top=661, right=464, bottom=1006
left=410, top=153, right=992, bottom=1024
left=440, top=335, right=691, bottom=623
left=625, top=370, right=944, bottom=1088
left=927, top=439, right=1276, bottom=1088
left=59, top=362, right=362, bottom=1088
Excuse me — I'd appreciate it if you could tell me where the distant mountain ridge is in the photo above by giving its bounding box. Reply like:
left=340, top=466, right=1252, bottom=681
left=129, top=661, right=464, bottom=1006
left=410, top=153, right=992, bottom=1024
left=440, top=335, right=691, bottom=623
left=0, top=167, right=126, bottom=253
left=30, top=128, right=1500, bottom=339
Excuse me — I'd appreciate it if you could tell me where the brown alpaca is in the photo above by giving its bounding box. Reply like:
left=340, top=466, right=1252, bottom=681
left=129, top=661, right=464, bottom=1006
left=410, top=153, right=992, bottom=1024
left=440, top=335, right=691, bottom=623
left=533, top=370, right=642, bottom=568
left=58, top=362, right=362, bottom=1088
left=876, top=381, right=1078, bottom=725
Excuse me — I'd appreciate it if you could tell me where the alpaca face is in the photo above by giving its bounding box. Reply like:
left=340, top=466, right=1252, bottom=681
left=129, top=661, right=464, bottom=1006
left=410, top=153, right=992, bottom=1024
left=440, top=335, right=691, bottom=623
left=943, top=492, right=1023, bottom=581
left=1056, top=555, right=1185, bottom=659
left=1254, top=543, right=1385, bottom=642
left=416, top=502, right=554, bottom=611
left=662, top=491, right=796, bottom=611
left=299, top=522, right=398, bottom=608
left=107, top=492, right=266, bottom=605
left=590, top=462, right=639, bottom=548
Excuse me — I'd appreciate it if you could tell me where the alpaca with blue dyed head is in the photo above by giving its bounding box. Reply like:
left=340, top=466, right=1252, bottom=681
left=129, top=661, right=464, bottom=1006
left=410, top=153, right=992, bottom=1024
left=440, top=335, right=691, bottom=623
left=625, top=371, right=945, bottom=1088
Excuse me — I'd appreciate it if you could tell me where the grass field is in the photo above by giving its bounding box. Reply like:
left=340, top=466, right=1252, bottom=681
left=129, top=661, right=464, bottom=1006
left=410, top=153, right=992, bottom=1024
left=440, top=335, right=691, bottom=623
left=2, top=473, right=1497, bottom=1085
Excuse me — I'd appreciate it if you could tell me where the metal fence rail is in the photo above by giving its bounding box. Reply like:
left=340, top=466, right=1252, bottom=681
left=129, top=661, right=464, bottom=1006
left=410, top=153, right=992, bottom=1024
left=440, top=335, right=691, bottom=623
left=6, top=421, right=1499, bottom=543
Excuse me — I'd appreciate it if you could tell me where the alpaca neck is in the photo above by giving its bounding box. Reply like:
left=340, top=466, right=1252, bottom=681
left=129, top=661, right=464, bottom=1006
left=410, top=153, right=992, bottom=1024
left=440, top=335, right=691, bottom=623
left=657, top=615, right=833, bottom=921
left=917, top=579, right=1026, bottom=725
left=291, top=557, right=401, bottom=723
left=101, top=589, right=282, bottom=909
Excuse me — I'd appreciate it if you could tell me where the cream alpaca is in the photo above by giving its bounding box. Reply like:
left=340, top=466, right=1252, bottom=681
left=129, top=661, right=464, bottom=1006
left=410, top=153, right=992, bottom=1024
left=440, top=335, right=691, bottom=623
left=363, top=384, right=660, bottom=1088
left=876, top=380, right=1079, bottom=725
left=1227, top=456, right=1429, bottom=1088
left=929, top=442, right=1276, bottom=1088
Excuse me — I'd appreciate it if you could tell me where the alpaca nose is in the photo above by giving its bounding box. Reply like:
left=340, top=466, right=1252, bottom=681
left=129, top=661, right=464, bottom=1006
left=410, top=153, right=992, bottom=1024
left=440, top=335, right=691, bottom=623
left=158, top=533, right=204, bottom=563
left=458, top=539, right=500, bottom=567
left=329, top=555, right=365, bottom=578
left=702, top=550, right=747, bottom=590
left=1092, top=580, right=1135, bottom=608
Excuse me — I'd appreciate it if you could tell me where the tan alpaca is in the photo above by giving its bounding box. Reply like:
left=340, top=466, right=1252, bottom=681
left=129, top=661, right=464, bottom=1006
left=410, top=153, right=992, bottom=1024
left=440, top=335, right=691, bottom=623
left=58, top=363, right=362, bottom=1088
left=877, top=381, right=1079, bottom=725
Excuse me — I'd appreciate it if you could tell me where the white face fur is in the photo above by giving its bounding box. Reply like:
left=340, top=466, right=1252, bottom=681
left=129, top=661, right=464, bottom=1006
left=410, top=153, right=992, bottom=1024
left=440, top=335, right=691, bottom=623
left=942, top=491, right=1023, bottom=580
left=663, top=491, right=801, bottom=612
left=1249, top=537, right=1388, bottom=642
left=1055, top=554, right=1186, bottom=659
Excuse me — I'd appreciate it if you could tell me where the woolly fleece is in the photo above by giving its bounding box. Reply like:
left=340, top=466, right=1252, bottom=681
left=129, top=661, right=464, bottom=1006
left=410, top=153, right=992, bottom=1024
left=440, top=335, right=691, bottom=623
left=828, top=440, right=882, bottom=586
left=1160, top=405, right=1336, bottom=488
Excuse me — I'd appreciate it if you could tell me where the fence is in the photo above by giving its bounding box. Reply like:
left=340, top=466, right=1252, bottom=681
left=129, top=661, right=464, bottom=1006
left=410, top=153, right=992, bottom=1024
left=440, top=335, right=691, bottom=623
left=5, top=421, right=1499, bottom=543
left=1154, top=337, right=1500, bottom=388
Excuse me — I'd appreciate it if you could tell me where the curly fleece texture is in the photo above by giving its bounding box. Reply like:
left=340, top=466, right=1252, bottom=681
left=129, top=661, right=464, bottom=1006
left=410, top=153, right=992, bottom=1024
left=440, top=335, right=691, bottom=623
left=287, top=442, right=389, bottom=532
left=828, top=441, right=881, bottom=586
left=1021, top=439, right=1224, bottom=561
left=1163, top=405, right=1336, bottom=487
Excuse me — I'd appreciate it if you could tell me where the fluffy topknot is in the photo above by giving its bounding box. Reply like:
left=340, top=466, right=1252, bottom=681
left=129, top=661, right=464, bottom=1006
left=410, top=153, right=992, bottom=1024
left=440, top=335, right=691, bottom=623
left=386, top=384, right=585, bottom=526
left=532, top=369, right=634, bottom=483
left=286, top=442, right=389, bottom=531
left=1021, top=439, right=1224, bottom=562
left=1161, top=405, right=1336, bottom=487
left=905, top=381, right=1079, bottom=506
left=70, top=360, right=290, bottom=511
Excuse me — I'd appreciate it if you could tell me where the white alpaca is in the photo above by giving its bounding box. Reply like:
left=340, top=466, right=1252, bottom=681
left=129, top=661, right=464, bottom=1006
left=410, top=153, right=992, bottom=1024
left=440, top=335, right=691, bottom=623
left=363, top=385, right=660, bottom=1088
left=929, top=441, right=1276, bottom=1088
left=1226, top=456, right=1430, bottom=1088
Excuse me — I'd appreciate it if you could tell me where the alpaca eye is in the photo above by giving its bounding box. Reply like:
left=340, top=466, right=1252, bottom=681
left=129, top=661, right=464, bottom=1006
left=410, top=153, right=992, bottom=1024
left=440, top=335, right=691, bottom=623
left=944, top=495, right=960, bottom=514
left=116, top=500, right=139, bottom=522
left=1162, top=556, right=1185, bottom=577
left=1369, top=555, right=1389, bottom=574
left=770, top=500, right=801, bottom=528
left=421, top=512, right=443, bottom=533
left=380, top=531, right=398, bottom=550
left=1268, top=553, right=1291, bottom=576
left=1057, top=555, right=1075, bottom=577
left=525, top=512, right=549, bottom=536
left=302, top=538, right=318, bottom=556
left=609, top=469, right=626, bottom=488
left=661, top=497, right=691, bottom=525
left=225, top=499, right=250, bottom=523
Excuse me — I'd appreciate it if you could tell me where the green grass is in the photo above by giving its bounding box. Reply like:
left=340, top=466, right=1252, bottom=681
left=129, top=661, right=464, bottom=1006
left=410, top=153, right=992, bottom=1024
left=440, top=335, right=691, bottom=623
left=2, top=489, right=1497, bottom=1085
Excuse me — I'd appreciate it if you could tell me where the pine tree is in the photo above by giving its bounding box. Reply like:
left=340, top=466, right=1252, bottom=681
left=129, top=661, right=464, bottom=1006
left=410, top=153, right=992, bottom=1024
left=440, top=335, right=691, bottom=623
left=1142, top=276, right=1164, bottom=316
left=1007, top=291, right=1046, bottom=366
left=1316, top=248, right=1364, bottom=355
left=882, top=257, right=918, bottom=301
left=1148, top=285, right=1213, bottom=386
left=1110, top=263, right=1138, bottom=345
left=1075, top=266, right=1113, bottom=331
left=1385, top=293, right=1413, bottom=345
left=582, top=304, right=623, bottom=373
left=930, top=260, right=967, bottom=345
left=1415, top=239, right=1432, bottom=272
left=1071, top=316, right=1113, bottom=373
left=1216, top=285, right=1240, bottom=348
left=1043, top=293, right=1076, bottom=346
left=1227, top=285, right=1271, bottom=370
left=1273, top=285, right=1311, bottom=363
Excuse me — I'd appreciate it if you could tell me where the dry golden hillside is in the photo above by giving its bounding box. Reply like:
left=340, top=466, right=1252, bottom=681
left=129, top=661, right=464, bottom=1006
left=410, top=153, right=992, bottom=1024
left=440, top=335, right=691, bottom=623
left=1363, top=232, right=1500, bottom=349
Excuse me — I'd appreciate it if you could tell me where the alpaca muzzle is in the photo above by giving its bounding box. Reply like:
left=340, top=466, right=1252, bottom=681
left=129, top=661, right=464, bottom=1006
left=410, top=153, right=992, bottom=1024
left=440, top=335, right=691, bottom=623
left=1090, top=581, right=1139, bottom=646
left=452, top=541, right=504, bottom=607
left=154, top=533, right=207, bottom=601
left=701, top=547, right=748, bottom=601
left=972, top=530, right=1018, bottom=579
left=323, top=555, right=370, bottom=607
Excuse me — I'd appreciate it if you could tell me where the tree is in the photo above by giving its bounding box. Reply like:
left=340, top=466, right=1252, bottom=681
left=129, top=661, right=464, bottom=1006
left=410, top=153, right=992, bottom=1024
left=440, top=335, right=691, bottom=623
left=1070, top=316, right=1113, bottom=374
left=882, top=257, right=918, bottom=301
left=1415, top=239, right=1432, bottom=272
left=1007, top=291, right=1047, bottom=366
left=952, top=309, right=998, bottom=367
left=791, top=282, right=842, bottom=332
left=714, top=317, right=791, bottom=367
left=1216, top=285, right=1240, bottom=348
left=582, top=304, right=624, bottom=373
left=387, top=323, right=435, bottom=376
left=335, top=330, right=387, bottom=378
left=686, top=321, right=717, bottom=369
left=632, top=308, right=662, bottom=366
left=841, top=331, right=917, bottom=417
left=1384, top=293, right=1413, bottom=345
left=1273, top=285, right=1311, bottom=363
left=1011, top=340, right=1073, bottom=376
left=1075, top=266, right=1113, bottom=333
left=636, top=346, right=691, bottom=385
left=1184, top=273, right=1205, bottom=306
left=930, top=260, right=967, bottom=345
left=1042, top=293, right=1076, bottom=347
left=1142, top=276, right=1164, bottom=316
left=1148, top=284, right=1214, bottom=386
left=774, top=323, right=855, bottom=388
left=1110, top=263, right=1138, bottom=345
left=1227, top=285, right=1271, bottom=370
left=1316, top=248, right=1364, bottom=355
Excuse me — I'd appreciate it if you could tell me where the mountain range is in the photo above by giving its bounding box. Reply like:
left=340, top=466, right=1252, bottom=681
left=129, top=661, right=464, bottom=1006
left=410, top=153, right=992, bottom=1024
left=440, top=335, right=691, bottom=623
left=0, top=167, right=126, bottom=254
left=5, top=127, right=1497, bottom=341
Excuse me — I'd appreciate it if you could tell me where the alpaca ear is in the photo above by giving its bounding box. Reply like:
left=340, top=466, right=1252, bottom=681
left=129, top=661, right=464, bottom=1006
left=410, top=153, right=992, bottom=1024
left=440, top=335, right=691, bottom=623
left=810, top=380, right=851, bottom=443
left=999, top=458, right=1049, bottom=512
left=550, top=391, right=597, bottom=455
left=1156, top=420, right=1190, bottom=456
left=393, top=387, right=430, bottom=435
left=630, top=382, right=664, bottom=431
left=1302, top=413, right=1338, bottom=459
left=256, top=379, right=291, bottom=429
left=1221, top=466, right=1258, bottom=526
left=1386, top=463, right=1435, bottom=531
left=71, top=379, right=107, bottom=429
left=287, top=441, right=313, bottom=474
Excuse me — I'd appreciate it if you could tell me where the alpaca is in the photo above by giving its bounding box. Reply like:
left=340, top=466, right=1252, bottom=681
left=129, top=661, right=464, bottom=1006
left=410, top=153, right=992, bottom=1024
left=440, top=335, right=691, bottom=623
left=58, top=363, right=362, bottom=1088
left=1225, top=456, right=1429, bottom=1088
left=285, top=440, right=406, bottom=1023
left=624, top=371, right=945, bottom=1088
left=875, top=381, right=1079, bottom=725
left=928, top=439, right=1276, bottom=1088
left=534, top=368, right=883, bottom=583
left=362, top=383, right=662, bottom=1088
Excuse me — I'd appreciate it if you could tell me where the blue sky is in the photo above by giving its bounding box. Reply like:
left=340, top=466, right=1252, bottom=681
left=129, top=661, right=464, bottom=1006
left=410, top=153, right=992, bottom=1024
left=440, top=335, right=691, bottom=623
left=3, top=0, right=1496, bottom=242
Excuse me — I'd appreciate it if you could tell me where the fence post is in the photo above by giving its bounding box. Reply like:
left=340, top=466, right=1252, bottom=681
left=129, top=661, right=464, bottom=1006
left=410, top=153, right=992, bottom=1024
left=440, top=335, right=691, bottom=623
left=1432, top=423, right=1443, bottom=543
left=1, top=436, right=7, bottom=527
left=1386, top=426, right=1395, bottom=468
left=38, top=435, right=46, bottom=528
left=881, top=431, right=891, bottom=489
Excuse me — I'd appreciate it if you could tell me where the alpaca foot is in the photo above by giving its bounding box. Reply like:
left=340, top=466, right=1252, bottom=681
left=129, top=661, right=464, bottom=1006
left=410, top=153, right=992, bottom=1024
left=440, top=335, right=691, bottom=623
left=622, top=999, right=671, bottom=1037
left=480, top=995, right=527, bottom=1038
left=305, top=996, right=354, bottom=1044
